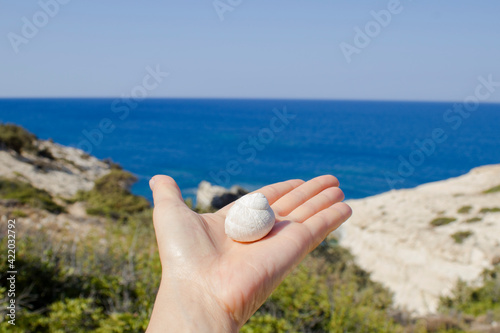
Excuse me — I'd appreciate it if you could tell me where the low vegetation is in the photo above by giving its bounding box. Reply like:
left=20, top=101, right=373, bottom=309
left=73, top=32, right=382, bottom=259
left=457, top=206, right=472, bottom=214
left=483, top=185, right=500, bottom=194
left=0, top=210, right=157, bottom=332
left=479, top=207, right=500, bottom=214
left=430, top=217, right=457, bottom=227
left=0, top=177, right=64, bottom=213
left=450, top=231, right=473, bottom=244
left=440, top=264, right=500, bottom=318
left=0, top=123, right=36, bottom=154
left=75, top=170, right=150, bottom=220
left=465, top=217, right=482, bottom=223
left=0, top=123, right=54, bottom=160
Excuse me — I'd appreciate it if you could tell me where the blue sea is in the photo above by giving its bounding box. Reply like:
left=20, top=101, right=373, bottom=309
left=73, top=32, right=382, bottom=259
left=0, top=98, right=499, bottom=202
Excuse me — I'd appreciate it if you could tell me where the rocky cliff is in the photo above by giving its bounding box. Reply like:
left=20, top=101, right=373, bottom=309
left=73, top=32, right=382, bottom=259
left=0, top=140, right=110, bottom=199
left=0, top=131, right=112, bottom=238
left=338, top=164, right=500, bottom=315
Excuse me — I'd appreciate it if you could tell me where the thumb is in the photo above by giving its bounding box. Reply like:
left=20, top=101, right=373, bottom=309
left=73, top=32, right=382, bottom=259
left=149, top=175, right=185, bottom=208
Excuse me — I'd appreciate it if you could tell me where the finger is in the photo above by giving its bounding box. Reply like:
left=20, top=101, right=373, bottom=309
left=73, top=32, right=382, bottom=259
left=272, top=175, right=339, bottom=217
left=216, top=179, right=304, bottom=215
left=258, top=179, right=305, bottom=205
left=286, top=187, right=345, bottom=223
left=150, top=175, right=185, bottom=208
left=302, top=202, right=352, bottom=251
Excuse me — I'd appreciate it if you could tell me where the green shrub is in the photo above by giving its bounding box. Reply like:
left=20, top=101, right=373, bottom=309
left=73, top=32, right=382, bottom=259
left=38, top=298, right=104, bottom=332
left=451, top=231, right=473, bottom=244
left=480, top=207, right=500, bottom=214
left=430, top=217, right=457, bottom=227
left=103, top=158, right=123, bottom=170
left=94, top=312, right=149, bottom=333
left=440, top=265, right=500, bottom=317
left=465, top=217, right=482, bottom=223
left=457, top=206, right=472, bottom=214
left=0, top=177, right=64, bottom=213
left=483, top=185, right=500, bottom=194
left=419, top=316, right=465, bottom=333
left=241, top=314, right=293, bottom=333
left=0, top=123, right=36, bottom=154
left=0, top=212, right=159, bottom=332
left=10, top=209, right=28, bottom=217
left=76, top=170, right=150, bottom=219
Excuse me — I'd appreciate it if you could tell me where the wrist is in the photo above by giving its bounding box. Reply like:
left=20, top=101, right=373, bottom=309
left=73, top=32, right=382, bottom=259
left=147, top=277, right=238, bottom=333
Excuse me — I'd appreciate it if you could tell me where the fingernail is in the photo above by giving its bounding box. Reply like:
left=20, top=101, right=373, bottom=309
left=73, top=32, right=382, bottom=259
left=149, top=177, right=156, bottom=191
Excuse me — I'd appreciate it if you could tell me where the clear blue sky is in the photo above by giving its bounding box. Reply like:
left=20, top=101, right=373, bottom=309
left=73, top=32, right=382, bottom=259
left=1, top=1, right=499, bottom=101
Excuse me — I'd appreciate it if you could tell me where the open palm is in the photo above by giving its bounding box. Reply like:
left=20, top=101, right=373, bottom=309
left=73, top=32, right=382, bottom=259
left=148, top=175, right=351, bottom=331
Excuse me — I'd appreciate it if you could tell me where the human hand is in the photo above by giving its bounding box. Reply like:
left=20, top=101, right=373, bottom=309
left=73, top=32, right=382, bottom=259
left=146, top=175, right=351, bottom=332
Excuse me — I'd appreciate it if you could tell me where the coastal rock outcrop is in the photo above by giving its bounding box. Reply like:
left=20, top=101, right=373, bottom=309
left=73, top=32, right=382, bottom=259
left=0, top=140, right=110, bottom=198
left=0, top=135, right=111, bottom=240
left=196, top=181, right=248, bottom=210
left=337, top=164, right=500, bottom=315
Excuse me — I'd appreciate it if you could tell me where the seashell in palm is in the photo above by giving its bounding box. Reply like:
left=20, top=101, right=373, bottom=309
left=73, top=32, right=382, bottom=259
left=225, top=192, right=276, bottom=242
